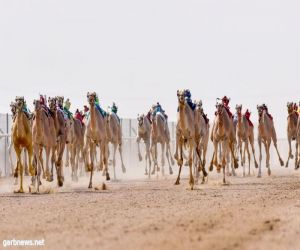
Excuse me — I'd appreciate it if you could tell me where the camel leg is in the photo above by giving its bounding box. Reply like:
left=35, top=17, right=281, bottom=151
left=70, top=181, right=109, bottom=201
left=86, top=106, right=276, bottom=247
left=273, top=142, right=284, bottom=167
left=23, top=150, right=29, bottom=176
left=209, top=152, right=215, bottom=172
left=229, top=141, right=238, bottom=169
left=222, top=141, right=228, bottom=184
left=286, top=136, right=292, bottom=168
left=166, top=143, right=173, bottom=175
left=175, top=142, right=183, bottom=185
left=239, top=139, right=243, bottom=167
left=118, top=144, right=126, bottom=173
left=245, top=141, right=251, bottom=176
left=65, top=145, right=70, bottom=168
left=201, top=147, right=208, bottom=184
left=250, top=138, right=258, bottom=168
left=265, top=140, right=271, bottom=176
left=14, top=146, right=24, bottom=193
left=258, top=137, right=262, bottom=178
left=137, top=138, right=143, bottom=162
left=295, top=141, right=299, bottom=169
left=213, top=140, right=220, bottom=171
left=188, top=139, right=195, bottom=190
left=49, top=147, right=55, bottom=182
left=112, top=143, right=117, bottom=180
left=150, top=142, right=157, bottom=175
left=242, top=142, right=246, bottom=177
left=161, top=143, right=165, bottom=176
left=103, top=142, right=110, bottom=181
left=88, top=142, right=95, bottom=188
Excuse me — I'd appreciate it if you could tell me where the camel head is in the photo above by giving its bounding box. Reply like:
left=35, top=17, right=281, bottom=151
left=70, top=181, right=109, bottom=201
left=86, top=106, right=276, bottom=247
left=137, top=114, right=145, bottom=128
left=215, top=100, right=224, bottom=115
left=87, top=92, right=97, bottom=106
left=15, top=96, right=25, bottom=112
left=48, top=97, right=57, bottom=112
left=177, top=90, right=185, bottom=106
left=257, top=104, right=264, bottom=117
left=56, top=96, right=64, bottom=108
left=33, top=99, right=42, bottom=111
left=287, top=102, right=294, bottom=114
left=195, top=100, right=203, bottom=114
left=235, top=104, right=242, bottom=116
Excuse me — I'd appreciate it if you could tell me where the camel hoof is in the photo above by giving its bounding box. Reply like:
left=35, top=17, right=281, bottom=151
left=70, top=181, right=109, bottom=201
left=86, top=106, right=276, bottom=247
left=106, top=173, right=110, bottom=181
left=144, top=172, right=148, bottom=175
left=151, top=171, right=155, bottom=175
left=122, top=166, right=126, bottom=174
left=279, top=159, right=284, bottom=167
left=14, top=189, right=24, bottom=193
left=257, top=174, right=262, bottom=178
left=138, top=154, right=143, bottom=162
left=268, top=169, right=271, bottom=176
left=58, top=178, right=63, bottom=187
left=174, top=180, right=180, bottom=185
left=169, top=168, right=173, bottom=175
left=209, top=165, right=213, bottom=172
left=285, top=162, right=289, bottom=168
left=255, top=162, right=258, bottom=168
left=88, top=183, right=92, bottom=189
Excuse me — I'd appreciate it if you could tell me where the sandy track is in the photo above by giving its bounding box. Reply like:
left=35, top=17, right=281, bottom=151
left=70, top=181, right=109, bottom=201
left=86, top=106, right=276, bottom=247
left=0, top=171, right=300, bottom=250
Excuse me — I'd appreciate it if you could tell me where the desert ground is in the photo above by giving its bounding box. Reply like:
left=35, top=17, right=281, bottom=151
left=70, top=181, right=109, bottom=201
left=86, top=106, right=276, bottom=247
left=0, top=167, right=300, bottom=250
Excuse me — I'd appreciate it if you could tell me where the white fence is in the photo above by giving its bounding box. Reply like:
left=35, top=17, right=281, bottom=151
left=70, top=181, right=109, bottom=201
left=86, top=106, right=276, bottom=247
left=0, top=113, right=292, bottom=178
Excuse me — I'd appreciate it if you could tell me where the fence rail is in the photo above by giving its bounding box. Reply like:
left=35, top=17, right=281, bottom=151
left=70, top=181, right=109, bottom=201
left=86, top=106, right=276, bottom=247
left=0, top=113, right=290, bottom=178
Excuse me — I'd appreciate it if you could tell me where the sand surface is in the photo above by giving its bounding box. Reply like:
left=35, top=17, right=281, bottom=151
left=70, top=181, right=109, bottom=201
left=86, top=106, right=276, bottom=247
left=0, top=169, right=300, bottom=250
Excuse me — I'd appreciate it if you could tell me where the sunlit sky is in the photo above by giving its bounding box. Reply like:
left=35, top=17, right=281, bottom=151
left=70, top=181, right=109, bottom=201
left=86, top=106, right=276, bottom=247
left=0, top=0, right=299, bottom=138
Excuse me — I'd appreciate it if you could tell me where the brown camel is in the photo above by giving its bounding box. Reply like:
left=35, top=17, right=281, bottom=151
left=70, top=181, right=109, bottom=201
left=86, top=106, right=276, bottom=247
left=150, top=111, right=174, bottom=176
left=295, top=115, right=300, bottom=169
left=285, top=102, right=298, bottom=168
left=257, top=105, right=284, bottom=177
left=137, top=114, right=152, bottom=177
left=11, top=97, right=34, bottom=193
left=235, top=105, right=258, bottom=176
left=210, top=101, right=238, bottom=184
left=84, top=92, right=110, bottom=188
left=32, top=100, right=56, bottom=192
left=48, top=97, right=66, bottom=186
left=194, top=101, right=209, bottom=183
left=174, top=90, right=199, bottom=190
left=67, top=116, right=85, bottom=181
left=107, top=111, right=126, bottom=180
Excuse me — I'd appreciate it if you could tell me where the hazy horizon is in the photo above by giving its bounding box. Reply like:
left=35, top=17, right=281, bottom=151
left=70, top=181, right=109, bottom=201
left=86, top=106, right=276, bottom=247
left=0, top=0, right=299, bottom=138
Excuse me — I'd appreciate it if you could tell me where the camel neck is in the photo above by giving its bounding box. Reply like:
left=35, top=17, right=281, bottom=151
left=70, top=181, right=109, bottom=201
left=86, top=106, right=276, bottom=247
left=90, top=104, right=97, bottom=130
left=178, top=104, right=186, bottom=130
left=35, top=110, right=44, bottom=137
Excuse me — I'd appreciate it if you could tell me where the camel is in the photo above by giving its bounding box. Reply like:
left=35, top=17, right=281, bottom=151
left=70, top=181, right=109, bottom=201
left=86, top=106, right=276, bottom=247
left=48, top=97, right=66, bottom=186
left=210, top=101, right=238, bottom=184
left=9, top=102, right=30, bottom=177
left=31, top=100, right=56, bottom=192
left=235, top=105, right=258, bottom=176
left=84, top=92, right=110, bottom=188
left=257, top=105, right=284, bottom=177
left=67, top=116, right=85, bottom=182
left=11, top=97, right=34, bottom=193
left=194, top=101, right=209, bottom=183
left=285, top=102, right=298, bottom=168
left=107, top=111, right=126, bottom=180
left=137, top=114, right=152, bottom=177
left=295, top=115, right=300, bottom=169
left=174, top=90, right=200, bottom=190
left=150, top=111, right=174, bottom=176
